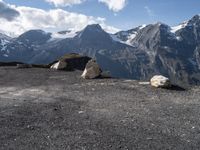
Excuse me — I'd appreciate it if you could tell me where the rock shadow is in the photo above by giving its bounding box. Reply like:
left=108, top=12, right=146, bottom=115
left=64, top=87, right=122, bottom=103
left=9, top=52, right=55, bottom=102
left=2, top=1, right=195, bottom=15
left=164, top=85, right=186, bottom=91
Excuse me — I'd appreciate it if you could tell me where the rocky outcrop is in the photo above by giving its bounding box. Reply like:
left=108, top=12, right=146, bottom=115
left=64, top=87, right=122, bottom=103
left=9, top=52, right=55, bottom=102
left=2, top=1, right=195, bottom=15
left=81, top=59, right=102, bottom=79
left=150, top=75, right=171, bottom=88
left=50, top=53, right=91, bottom=71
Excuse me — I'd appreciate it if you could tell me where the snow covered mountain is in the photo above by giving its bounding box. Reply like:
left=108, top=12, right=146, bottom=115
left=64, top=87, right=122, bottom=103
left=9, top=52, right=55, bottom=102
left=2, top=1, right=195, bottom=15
left=1, top=15, right=200, bottom=85
left=112, top=24, right=146, bottom=45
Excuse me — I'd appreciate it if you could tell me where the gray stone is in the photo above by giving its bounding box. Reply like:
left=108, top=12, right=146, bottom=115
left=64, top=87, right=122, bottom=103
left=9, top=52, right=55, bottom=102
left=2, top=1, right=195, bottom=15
left=81, top=60, right=102, bottom=79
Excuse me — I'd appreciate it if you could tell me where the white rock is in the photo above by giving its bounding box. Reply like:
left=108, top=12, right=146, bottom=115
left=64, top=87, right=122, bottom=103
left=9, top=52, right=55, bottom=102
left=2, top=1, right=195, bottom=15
left=81, top=60, right=101, bottom=79
left=50, top=61, right=67, bottom=70
left=150, top=75, right=171, bottom=88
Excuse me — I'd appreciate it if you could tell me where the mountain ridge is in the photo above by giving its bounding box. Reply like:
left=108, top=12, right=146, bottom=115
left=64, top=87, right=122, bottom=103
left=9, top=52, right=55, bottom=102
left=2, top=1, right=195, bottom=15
left=0, top=14, right=200, bottom=86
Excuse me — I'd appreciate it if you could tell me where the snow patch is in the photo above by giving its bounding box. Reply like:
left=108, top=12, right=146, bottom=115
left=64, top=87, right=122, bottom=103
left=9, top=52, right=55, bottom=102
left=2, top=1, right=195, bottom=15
left=111, top=30, right=139, bottom=46
left=110, top=34, right=123, bottom=43
left=188, top=58, right=197, bottom=66
left=3, top=54, right=8, bottom=57
left=176, top=36, right=182, bottom=41
left=120, top=31, right=129, bottom=36
left=1, top=39, right=10, bottom=46
left=163, top=46, right=169, bottom=49
left=126, top=32, right=137, bottom=45
left=110, top=33, right=136, bottom=46
left=17, top=41, right=23, bottom=45
left=139, top=24, right=147, bottom=30
left=0, top=39, right=10, bottom=51
left=171, top=21, right=188, bottom=33
left=0, top=30, right=16, bottom=38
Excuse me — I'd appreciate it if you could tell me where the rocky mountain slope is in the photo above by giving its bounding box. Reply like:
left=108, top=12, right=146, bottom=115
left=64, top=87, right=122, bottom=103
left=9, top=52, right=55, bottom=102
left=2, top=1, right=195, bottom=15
left=0, top=15, right=200, bottom=85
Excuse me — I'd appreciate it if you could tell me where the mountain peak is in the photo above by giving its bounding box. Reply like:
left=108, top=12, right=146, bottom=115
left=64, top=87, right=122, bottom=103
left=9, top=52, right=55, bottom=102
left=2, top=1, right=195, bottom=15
left=154, top=22, right=169, bottom=28
left=73, top=24, right=114, bottom=48
left=19, top=30, right=50, bottom=38
left=76, top=24, right=108, bottom=39
left=138, top=24, right=147, bottom=30
left=17, top=29, right=51, bottom=44
left=191, top=14, right=200, bottom=20
left=188, top=14, right=200, bottom=25
left=83, top=24, right=103, bottom=32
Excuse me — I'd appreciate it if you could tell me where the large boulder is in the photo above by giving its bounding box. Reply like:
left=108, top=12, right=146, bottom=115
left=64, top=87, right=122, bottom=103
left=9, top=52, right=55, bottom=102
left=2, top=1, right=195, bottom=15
left=81, top=60, right=102, bottom=79
left=150, top=75, right=171, bottom=88
left=50, top=53, right=91, bottom=71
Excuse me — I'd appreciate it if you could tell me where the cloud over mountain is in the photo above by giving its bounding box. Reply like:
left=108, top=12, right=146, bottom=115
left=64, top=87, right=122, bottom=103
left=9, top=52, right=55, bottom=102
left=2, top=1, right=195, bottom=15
left=0, top=0, right=19, bottom=21
left=0, top=1, right=119, bottom=36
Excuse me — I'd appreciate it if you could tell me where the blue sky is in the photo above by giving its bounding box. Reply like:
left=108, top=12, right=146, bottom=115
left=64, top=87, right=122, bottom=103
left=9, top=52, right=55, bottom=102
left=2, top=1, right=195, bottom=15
left=1, top=0, right=200, bottom=36
left=4, top=0, right=200, bottom=29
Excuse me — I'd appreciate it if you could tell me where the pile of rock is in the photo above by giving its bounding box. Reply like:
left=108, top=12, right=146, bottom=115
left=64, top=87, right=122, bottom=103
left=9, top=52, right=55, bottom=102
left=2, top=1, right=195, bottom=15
left=50, top=53, right=107, bottom=79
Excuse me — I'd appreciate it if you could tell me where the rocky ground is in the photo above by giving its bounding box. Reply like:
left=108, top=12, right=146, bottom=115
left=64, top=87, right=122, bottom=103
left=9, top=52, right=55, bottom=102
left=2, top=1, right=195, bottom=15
left=0, top=67, right=200, bottom=150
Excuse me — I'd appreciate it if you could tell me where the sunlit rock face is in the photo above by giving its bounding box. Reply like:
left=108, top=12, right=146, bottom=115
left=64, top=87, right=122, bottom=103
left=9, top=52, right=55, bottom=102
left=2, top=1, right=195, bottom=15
left=81, top=59, right=102, bottom=79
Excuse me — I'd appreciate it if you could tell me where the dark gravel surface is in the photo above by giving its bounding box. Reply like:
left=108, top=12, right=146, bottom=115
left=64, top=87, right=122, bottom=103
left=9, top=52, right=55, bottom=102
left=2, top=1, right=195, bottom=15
left=0, top=67, right=200, bottom=150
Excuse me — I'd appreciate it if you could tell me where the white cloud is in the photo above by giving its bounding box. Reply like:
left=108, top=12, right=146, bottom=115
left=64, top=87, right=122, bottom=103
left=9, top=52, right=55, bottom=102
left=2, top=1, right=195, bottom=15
left=45, top=0, right=84, bottom=7
left=144, top=6, right=154, bottom=17
left=44, top=0, right=127, bottom=12
left=98, top=0, right=127, bottom=12
left=0, top=2, right=119, bottom=37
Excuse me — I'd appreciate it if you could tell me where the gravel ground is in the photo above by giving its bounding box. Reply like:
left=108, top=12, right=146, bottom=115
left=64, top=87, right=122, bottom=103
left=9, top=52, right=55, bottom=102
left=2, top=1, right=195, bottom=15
left=0, top=67, right=200, bottom=150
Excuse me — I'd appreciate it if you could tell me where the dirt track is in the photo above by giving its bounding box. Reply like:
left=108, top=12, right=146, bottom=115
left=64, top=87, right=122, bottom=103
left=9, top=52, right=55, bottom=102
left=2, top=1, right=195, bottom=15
left=0, top=67, right=200, bottom=150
